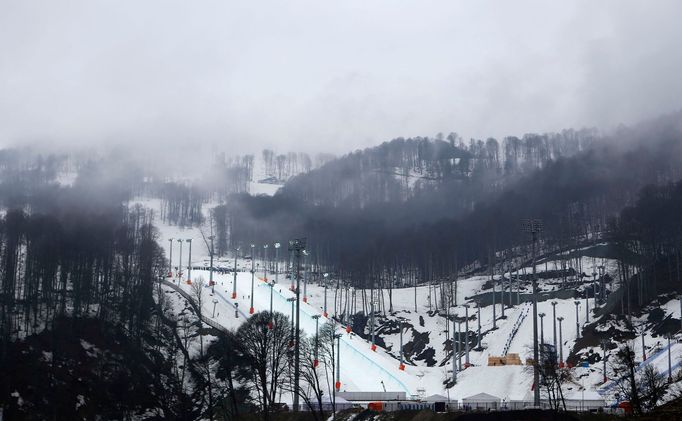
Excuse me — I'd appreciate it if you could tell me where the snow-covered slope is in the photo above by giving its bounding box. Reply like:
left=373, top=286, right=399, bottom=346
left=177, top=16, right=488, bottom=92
left=142, top=196, right=682, bottom=405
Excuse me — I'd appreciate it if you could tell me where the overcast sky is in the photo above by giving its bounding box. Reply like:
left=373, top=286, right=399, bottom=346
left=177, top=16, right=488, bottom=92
left=1, top=0, right=681, bottom=155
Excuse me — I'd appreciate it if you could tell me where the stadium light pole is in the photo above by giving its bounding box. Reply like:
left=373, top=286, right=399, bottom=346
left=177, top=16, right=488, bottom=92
left=208, top=235, right=215, bottom=292
left=312, top=314, right=320, bottom=367
left=268, top=281, right=275, bottom=329
left=522, top=218, right=543, bottom=407
left=507, top=262, right=513, bottom=311
left=287, top=297, right=296, bottom=347
left=551, top=301, right=558, bottom=354
left=500, top=273, right=505, bottom=318
left=335, top=333, right=342, bottom=391
left=451, top=315, right=457, bottom=384
left=369, top=290, right=377, bottom=351
left=177, top=239, right=183, bottom=281
left=455, top=315, right=461, bottom=371
left=232, top=246, right=240, bottom=299
left=584, top=280, right=590, bottom=324
left=168, top=238, right=173, bottom=277
left=557, top=316, right=564, bottom=366
left=491, top=261, right=497, bottom=329
left=574, top=301, right=581, bottom=339
left=289, top=238, right=307, bottom=412
left=539, top=312, right=546, bottom=346
left=302, top=250, right=309, bottom=303
left=323, top=273, right=329, bottom=317
left=667, top=334, right=673, bottom=383
left=464, top=304, right=470, bottom=366
left=399, top=318, right=406, bottom=370
left=601, top=339, right=609, bottom=383
left=274, top=242, right=281, bottom=285
left=263, top=244, right=269, bottom=282
left=212, top=298, right=218, bottom=318
left=249, top=244, right=255, bottom=314
left=186, top=239, right=192, bottom=283
left=592, top=269, right=598, bottom=309
left=516, top=267, right=521, bottom=305
left=476, top=303, right=482, bottom=350
left=598, top=265, right=605, bottom=304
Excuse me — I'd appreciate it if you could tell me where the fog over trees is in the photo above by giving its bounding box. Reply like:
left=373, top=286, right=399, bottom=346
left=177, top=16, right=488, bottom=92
left=2, top=1, right=682, bottom=418
left=217, top=114, right=682, bottom=296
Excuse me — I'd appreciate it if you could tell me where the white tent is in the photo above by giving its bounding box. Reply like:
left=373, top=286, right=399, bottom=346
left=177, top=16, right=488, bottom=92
left=461, top=392, right=502, bottom=410
left=424, top=394, right=450, bottom=402
left=563, top=390, right=606, bottom=411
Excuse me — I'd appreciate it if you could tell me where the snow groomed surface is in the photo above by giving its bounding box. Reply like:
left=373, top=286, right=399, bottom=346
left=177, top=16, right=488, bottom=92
left=177, top=270, right=415, bottom=395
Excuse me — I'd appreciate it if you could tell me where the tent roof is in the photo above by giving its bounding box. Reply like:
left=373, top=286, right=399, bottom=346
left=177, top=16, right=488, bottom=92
left=462, top=392, right=502, bottom=402
left=425, top=394, right=450, bottom=402
left=320, top=396, right=349, bottom=404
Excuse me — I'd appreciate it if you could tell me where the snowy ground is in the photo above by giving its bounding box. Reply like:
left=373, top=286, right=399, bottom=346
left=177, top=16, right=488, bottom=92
left=140, top=196, right=682, bottom=405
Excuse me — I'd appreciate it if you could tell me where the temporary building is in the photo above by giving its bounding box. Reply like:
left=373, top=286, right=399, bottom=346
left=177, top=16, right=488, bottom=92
left=424, top=394, right=451, bottom=412
left=461, top=392, right=502, bottom=410
left=299, top=396, right=354, bottom=412
left=563, top=390, right=606, bottom=411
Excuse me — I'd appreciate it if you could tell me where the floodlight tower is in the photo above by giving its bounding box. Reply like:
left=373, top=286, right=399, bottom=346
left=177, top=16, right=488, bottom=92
left=601, top=339, right=609, bottom=383
left=268, top=281, right=275, bottom=329
left=667, top=333, right=673, bottom=382
left=186, top=239, right=192, bottom=283
left=451, top=315, right=457, bottom=384
left=289, top=238, right=307, bottom=412
left=574, top=301, right=581, bottom=339
left=287, top=297, right=296, bottom=345
left=323, top=273, right=329, bottom=317
left=453, top=313, right=460, bottom=378
left=312, top=314, right=320, bottom=367
left=585, top=277, right=591, bottom=323
left=232, top=245, right=240, bottom=299
left=274, top=242, right=281, bottom=284
left=212, top=298, right=219, bottom=318
left=334, top=333, right=342, bottom=391
left=476, top=303, right=482, bottom=350
left=263, top=244, right=269, bottom=282
left=370, top=289, right=376, bottom=351
left=557, top=316, right=564, bottom=365
left=464, top=304, right=470, bottom=365
left=521, top=218, right=543, bottom=407
left=598, top=265, right=605, bottom=304
left=302, top=250, right=309, bottom=303
left=249, top=244, right=255, bottom=314
left=177, top=239, right=183, bottom=281
left=399, top=317, right=406, bottom=370
left=208, top=235, right=215, bottom=291
left=551, top=301, right=558, bottom=354
left=167, top=238, right=174, bottom=277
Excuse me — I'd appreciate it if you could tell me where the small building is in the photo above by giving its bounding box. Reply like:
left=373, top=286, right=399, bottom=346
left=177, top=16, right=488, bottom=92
left=461, top=392, right=502, bottom=410
left=563, top=390, right=606, bottom=411
left=424, top=394, right=451, bottom=412
left=488, top=353, right=522, bottom=366
left=298, top=396, right=353, bottom=412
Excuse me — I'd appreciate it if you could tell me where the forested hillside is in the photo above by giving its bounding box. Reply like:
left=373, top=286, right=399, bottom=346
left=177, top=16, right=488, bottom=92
left=216, top=113, right=682, bottom=286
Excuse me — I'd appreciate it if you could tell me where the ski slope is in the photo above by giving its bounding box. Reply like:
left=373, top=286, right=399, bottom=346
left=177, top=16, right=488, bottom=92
left=172, top=269, right=419, bottom=395
left=143, top=195, right=682, bottom=404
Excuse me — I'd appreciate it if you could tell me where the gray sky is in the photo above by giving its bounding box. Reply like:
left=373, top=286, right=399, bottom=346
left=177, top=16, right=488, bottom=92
left=1, top=0, right=681, bottom=155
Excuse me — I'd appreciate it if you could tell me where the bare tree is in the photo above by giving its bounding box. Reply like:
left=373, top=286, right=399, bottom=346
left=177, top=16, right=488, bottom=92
left=237, top=311, right=291, bottom=420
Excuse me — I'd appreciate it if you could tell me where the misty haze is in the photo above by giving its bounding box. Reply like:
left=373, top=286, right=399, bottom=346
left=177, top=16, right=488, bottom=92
left=1, top=1, right=682, bottom=420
